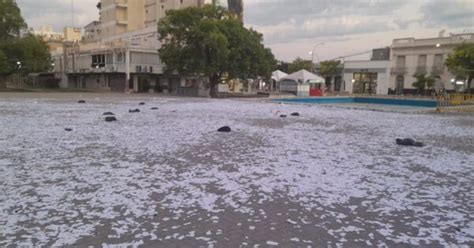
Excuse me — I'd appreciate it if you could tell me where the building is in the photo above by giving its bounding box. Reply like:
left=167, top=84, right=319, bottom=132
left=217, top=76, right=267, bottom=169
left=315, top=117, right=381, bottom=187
left=343, top=48, right=391, bottom=95
left=83, top=21, right=101, bottom=42
left=99, top=0, right=146, bottom=39
left=31, top=25, right=64, bottom=41
left=145, top=0, right=205, bottom=27
left=51, top=0, right=244, bottom=96
left=389, top=33, right=474, bottom=94
left=64, top=27, right=81, bottom=42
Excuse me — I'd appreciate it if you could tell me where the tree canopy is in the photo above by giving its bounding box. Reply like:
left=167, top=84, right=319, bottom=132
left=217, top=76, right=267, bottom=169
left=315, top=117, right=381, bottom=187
left=0, top=1, right=52, bottom=88
left=157, top=5, right=275, bottom=97
left=0, top=0, right=27, bottom=42
left=319, top=60, right=341, bottom=78
left=445, top=43, right=474, bottom=92
left=288, top=57, right=312, bottom=73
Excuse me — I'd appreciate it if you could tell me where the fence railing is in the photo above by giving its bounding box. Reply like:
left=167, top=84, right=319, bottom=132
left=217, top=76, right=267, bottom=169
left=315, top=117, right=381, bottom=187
left=436, top=93, right=474, bottom=112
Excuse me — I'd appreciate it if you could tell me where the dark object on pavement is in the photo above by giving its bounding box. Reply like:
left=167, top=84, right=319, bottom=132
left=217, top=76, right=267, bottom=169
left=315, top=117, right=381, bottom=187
left=217, top=126, right=231, bottom=132
left=150, top=107, right=158, bottom=110
left=65, top=128, right=73, bottom=132
left=280, top=115, right=287, bottom=118
left=78, top=100, right=86, bottom=103
left=129, top=109, right=140, bottom=113
left=103, top=112, right=115, bottom=116
left=139, top=102, right=145, bottom=105
left=396, top=138, right=424, bottom=147
left=105, top=116, right=117, bottom=122
left=290, top=112, right=300, bottom=116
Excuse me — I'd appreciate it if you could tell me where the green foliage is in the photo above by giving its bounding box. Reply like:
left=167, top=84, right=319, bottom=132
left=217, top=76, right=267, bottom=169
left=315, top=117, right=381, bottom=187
left=288, top=57, right=312, bottom=73
left=319, top=60, right=341, bottom=78
left=445, top=43, right=474, bottom=91
left=412, top=73, right=435, bottom=94
left=157, top=5, right=275, bottom=96
left=0, top=3, right=52, bottom=88
left=0, top=0, right=27, bottom=41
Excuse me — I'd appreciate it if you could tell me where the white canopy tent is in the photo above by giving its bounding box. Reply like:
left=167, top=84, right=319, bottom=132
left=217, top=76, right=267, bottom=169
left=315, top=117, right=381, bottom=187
left=280, top=69, right=325, bottom=97
left=281, top=69, right=325, bottom=84
left=271, top=70, right=288, bottom=81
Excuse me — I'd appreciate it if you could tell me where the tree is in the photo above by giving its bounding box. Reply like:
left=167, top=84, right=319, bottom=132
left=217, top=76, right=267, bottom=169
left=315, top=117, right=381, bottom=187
left=288, top=57, right=312, bottom=73
left=319, top=60, right=341, bottom=92
left=158, top=5, right=275, bottom=97
left=412, top=73, right=435, bottom=95
left=445, top=43, right=474, bottom=92
left=0, top=0, right=27, bottom=41
left=0, top=1, right=52, bottom=88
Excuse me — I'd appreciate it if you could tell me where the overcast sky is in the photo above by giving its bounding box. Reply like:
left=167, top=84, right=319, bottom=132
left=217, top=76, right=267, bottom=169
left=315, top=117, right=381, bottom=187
left=16, top=0, right=474, bottom=62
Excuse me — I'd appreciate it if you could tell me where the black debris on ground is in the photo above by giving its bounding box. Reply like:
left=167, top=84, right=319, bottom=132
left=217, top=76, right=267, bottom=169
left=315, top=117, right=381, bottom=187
left=78, top=100, right=86, bottom=104
left=139, top=102, right=145, bottom=105
left=290, top=112, right=300, bottom=117
left=105, top=116, right=117, bottom=122
left=280, top=115, right=287, bottom=118
left=65, top=128, right=73, bottom=132
left=217, top=126, right=232, bottom=132
left=103, top=112, right=115, bottom=116
left=150, top=107, right=158, bottom=110
left=129, top=109, right=140, bottom=113
left=396, top=138, right=424, bottom=147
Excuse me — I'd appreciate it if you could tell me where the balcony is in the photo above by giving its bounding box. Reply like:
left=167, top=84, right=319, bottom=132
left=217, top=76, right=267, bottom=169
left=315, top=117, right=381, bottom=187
left=431, top=65, right=444, bottom=76
left=390, top=67, right=407, bottom=75
left=415, top=66, right=427, bottom=75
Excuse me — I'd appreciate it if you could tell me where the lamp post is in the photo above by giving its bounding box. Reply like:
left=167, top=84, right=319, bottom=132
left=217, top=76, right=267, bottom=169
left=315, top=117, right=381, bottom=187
left=309, top=42, right=325, bottom=73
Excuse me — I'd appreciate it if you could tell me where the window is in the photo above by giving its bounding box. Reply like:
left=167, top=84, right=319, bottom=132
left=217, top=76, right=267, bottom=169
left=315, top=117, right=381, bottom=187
left=417, top=55, right=427, bottom=67
left=92, top=54, right=105, bottom=68
left=434, top=54, right=443, bottom=67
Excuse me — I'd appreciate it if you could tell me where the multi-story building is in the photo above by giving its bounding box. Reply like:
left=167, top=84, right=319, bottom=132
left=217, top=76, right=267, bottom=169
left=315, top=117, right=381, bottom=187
left=99, top=0, right=146, bottom=39
left=145, top=0, right=205, bottom=27
left=63, top=27, right=81, bottom=42
left=31, top=25, right=64, bottom=41
left=389, top=33, right=474, bottom=94
left=83, top=21, right=101, bottom=42
left=52, top=0, right=243, bottom=96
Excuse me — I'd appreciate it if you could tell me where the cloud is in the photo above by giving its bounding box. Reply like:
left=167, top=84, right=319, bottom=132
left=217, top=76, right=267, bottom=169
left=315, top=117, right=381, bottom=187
left=16, top=0, right=99, bottom=31
left=419, top=0, right=474, bottom=28
left=244, top=0, right=411, bottom=44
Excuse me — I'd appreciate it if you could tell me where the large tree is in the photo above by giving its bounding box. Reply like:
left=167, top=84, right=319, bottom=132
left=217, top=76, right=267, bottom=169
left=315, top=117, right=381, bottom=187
left=0, top=1, right=52, bottom=88
left=288, top=57, right=312, bottom=73
left=0, top=0, right=26, bottom=42
left=158, top=5, right=275, bottom=97
left=319, top=60, right=341, bottom=92
left=445, top=43, right=474, bottom=92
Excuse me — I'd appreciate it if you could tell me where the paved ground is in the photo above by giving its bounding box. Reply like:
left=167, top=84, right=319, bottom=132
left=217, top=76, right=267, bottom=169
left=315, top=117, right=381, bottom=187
left=0, top=93, right=473, bottom=247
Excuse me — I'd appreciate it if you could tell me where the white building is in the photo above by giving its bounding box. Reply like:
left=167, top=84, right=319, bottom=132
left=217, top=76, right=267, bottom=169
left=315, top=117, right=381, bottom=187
left=389, top=32, right=474, bottom=94
left=341, top=48, right=391, bottom=95
left=343, top=60, right=391, bottom=95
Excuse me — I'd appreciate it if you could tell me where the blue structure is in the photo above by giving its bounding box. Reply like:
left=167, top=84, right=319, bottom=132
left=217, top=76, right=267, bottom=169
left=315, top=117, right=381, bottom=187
left=276, top=97, right=437, bottom=108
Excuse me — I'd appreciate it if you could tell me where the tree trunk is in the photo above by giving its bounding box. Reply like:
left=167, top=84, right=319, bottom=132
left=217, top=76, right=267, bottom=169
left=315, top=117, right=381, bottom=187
left=0, top=75, right=6, bottom=88
left=209, top=74, right=220, bottom=98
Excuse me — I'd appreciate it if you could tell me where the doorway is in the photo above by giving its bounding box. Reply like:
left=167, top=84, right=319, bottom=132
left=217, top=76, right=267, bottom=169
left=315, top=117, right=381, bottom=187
left=396, top=75, right=404, bottom=94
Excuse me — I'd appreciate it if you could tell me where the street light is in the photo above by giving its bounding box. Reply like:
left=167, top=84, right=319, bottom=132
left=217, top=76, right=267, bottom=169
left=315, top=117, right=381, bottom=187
left=436, top=43, right=441, bottom=47
left=309, top=42, right=325, bottom=73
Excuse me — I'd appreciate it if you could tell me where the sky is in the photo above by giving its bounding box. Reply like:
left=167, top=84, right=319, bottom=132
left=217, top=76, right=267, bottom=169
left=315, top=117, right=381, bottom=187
left=15, top=0, right=474, bottom=62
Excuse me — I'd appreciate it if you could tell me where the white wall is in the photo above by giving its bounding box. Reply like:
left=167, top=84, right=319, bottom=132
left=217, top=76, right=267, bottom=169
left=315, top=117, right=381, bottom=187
left=343, top=60, right=390, bottom=95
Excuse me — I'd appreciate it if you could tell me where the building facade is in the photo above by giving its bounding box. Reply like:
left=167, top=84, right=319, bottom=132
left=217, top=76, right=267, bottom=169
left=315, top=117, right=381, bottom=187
left=83, top=21, right=102, bottom=42
left=342, top=48, right=391, bottom=95
left=99, top=0, right=146, bottom=39
left=389, top=33, right=474, bottom=94
left=51, top=0, right=243, bottom=96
